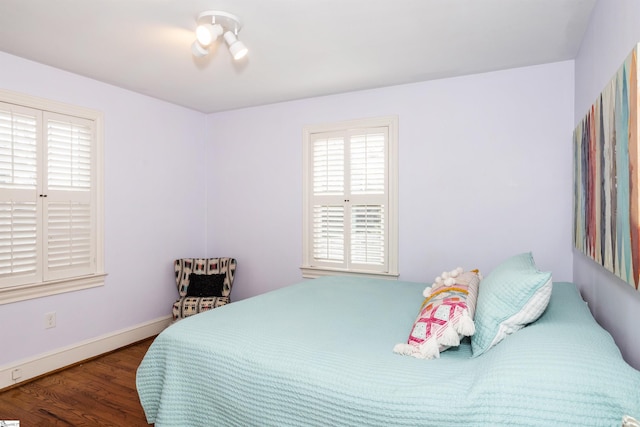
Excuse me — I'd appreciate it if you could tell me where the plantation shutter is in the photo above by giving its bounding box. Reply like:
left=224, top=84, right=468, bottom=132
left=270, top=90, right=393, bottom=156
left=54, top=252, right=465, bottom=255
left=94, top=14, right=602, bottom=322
left=308, top=126, right=389, bottom=273
left=311, top=134, right=346, bottom=268
left=0, top=103, right=41, bottom=287
left=0, top=104, right=96, bottom=289
left=0, top=90, right=104, bottom=304
left=43, top=112, right=94, bottom=281
left=350, top=130, right=387, bottom=268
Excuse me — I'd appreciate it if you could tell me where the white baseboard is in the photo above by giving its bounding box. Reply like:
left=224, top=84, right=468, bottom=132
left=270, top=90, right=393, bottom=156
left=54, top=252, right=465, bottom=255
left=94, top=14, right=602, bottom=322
left=0, top=315, right=172, bottom=390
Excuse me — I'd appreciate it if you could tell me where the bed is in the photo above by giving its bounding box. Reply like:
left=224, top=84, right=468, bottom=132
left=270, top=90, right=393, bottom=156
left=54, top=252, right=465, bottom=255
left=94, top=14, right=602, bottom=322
left=137, top=274, right=640, bottom=426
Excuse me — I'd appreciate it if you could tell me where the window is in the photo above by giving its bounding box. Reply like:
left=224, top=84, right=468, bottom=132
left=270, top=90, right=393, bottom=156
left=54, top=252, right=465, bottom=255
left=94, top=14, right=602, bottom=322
left=301, top=116, right=398, bottom=278
left=0, top=89, right=104, bottom=304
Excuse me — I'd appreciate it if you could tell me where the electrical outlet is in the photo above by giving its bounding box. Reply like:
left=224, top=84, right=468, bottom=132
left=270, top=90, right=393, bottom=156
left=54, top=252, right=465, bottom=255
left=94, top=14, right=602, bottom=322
left=45, top=312, right=56, bottom=329
left=11, top=368, right=22, bottom=380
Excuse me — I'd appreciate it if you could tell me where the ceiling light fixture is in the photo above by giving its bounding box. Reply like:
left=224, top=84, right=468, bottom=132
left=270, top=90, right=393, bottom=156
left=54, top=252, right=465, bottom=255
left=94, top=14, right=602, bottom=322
left=192, top=11, right=248, bottom=60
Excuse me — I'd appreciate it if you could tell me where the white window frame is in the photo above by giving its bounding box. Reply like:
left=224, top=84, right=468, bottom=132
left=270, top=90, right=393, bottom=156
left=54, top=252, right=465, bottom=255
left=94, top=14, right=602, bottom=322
left=0, top=89, right=105, bottom=305
left=301, top=116, right=399, bottom=279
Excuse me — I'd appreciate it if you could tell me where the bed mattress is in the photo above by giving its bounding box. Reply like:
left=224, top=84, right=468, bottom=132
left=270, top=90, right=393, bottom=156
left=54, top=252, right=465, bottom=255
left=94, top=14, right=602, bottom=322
left=137, top=276, right=640, bottom=426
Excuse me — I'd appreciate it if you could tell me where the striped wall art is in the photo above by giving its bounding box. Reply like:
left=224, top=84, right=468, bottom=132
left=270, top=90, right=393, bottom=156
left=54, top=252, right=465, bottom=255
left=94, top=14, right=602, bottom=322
left=574, top=44, right=640, bottom=290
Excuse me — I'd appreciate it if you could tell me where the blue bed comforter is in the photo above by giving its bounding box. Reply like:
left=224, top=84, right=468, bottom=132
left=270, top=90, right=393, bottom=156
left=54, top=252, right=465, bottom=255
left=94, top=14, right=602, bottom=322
left=136, top=277, right=640, bottom=426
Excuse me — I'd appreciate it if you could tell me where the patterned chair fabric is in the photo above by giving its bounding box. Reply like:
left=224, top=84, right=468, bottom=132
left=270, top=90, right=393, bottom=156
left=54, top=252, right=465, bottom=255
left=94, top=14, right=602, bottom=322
left=172, top=258, right=237, bottom=320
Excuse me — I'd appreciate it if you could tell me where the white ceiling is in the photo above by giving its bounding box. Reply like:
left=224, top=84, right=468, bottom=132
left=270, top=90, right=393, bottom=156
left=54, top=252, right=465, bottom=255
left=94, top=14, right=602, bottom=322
left=0, top=0, right=596, bottom=114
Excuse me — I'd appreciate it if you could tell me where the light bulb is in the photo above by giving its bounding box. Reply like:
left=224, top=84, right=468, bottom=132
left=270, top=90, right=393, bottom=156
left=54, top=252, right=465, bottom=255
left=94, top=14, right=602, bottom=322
left=223, top=31, right=248, bottom=60
left=230, top=41, right=248, bottom=60
left=196, top=23, right=223, bottom=47
left=191, top=40, right=208, bottom=57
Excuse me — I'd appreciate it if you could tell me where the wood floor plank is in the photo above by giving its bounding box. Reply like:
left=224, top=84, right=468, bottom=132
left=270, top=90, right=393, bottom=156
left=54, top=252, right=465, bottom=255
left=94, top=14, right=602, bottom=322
left=0, top=337, right=155, bottom=426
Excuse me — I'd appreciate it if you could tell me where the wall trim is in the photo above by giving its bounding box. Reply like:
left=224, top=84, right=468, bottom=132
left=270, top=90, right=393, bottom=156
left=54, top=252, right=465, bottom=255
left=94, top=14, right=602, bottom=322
left=0, top=315, right=172, bottom=390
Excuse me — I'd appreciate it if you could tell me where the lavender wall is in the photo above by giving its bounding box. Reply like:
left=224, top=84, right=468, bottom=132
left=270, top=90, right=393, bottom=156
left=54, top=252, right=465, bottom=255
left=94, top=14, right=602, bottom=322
left=0, top=52, right=207, bottom=366
left=206, top=61, right=575, bottom=302
left=0, top=36, right=579, bottom=372
left=573, top=0, right=640, bottom=369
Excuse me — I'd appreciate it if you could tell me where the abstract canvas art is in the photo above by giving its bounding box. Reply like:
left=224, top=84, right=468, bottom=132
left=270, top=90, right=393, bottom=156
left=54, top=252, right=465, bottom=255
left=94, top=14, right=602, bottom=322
left=574, top=44, right=640, bottom=290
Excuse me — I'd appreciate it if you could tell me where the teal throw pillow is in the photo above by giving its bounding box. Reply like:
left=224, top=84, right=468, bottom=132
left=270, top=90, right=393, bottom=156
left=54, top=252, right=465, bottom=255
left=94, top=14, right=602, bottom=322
left=471, top=252, right=552, bottom=357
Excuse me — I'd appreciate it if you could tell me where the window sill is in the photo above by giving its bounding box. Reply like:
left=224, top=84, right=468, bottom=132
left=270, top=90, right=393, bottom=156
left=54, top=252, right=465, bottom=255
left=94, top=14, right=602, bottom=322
left=300, top=266, right=399, bottom=280
left=0, top=273, right=107, bottom=305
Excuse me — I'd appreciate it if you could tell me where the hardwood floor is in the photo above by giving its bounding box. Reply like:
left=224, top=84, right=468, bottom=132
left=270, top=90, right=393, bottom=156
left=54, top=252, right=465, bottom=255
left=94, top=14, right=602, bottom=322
left=0, top=337, right=155, bottom=426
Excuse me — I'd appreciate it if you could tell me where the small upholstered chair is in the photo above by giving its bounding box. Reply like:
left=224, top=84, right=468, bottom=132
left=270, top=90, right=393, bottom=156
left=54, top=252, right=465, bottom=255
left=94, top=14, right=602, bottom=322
left=172, top=257, right=237, bottom=320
